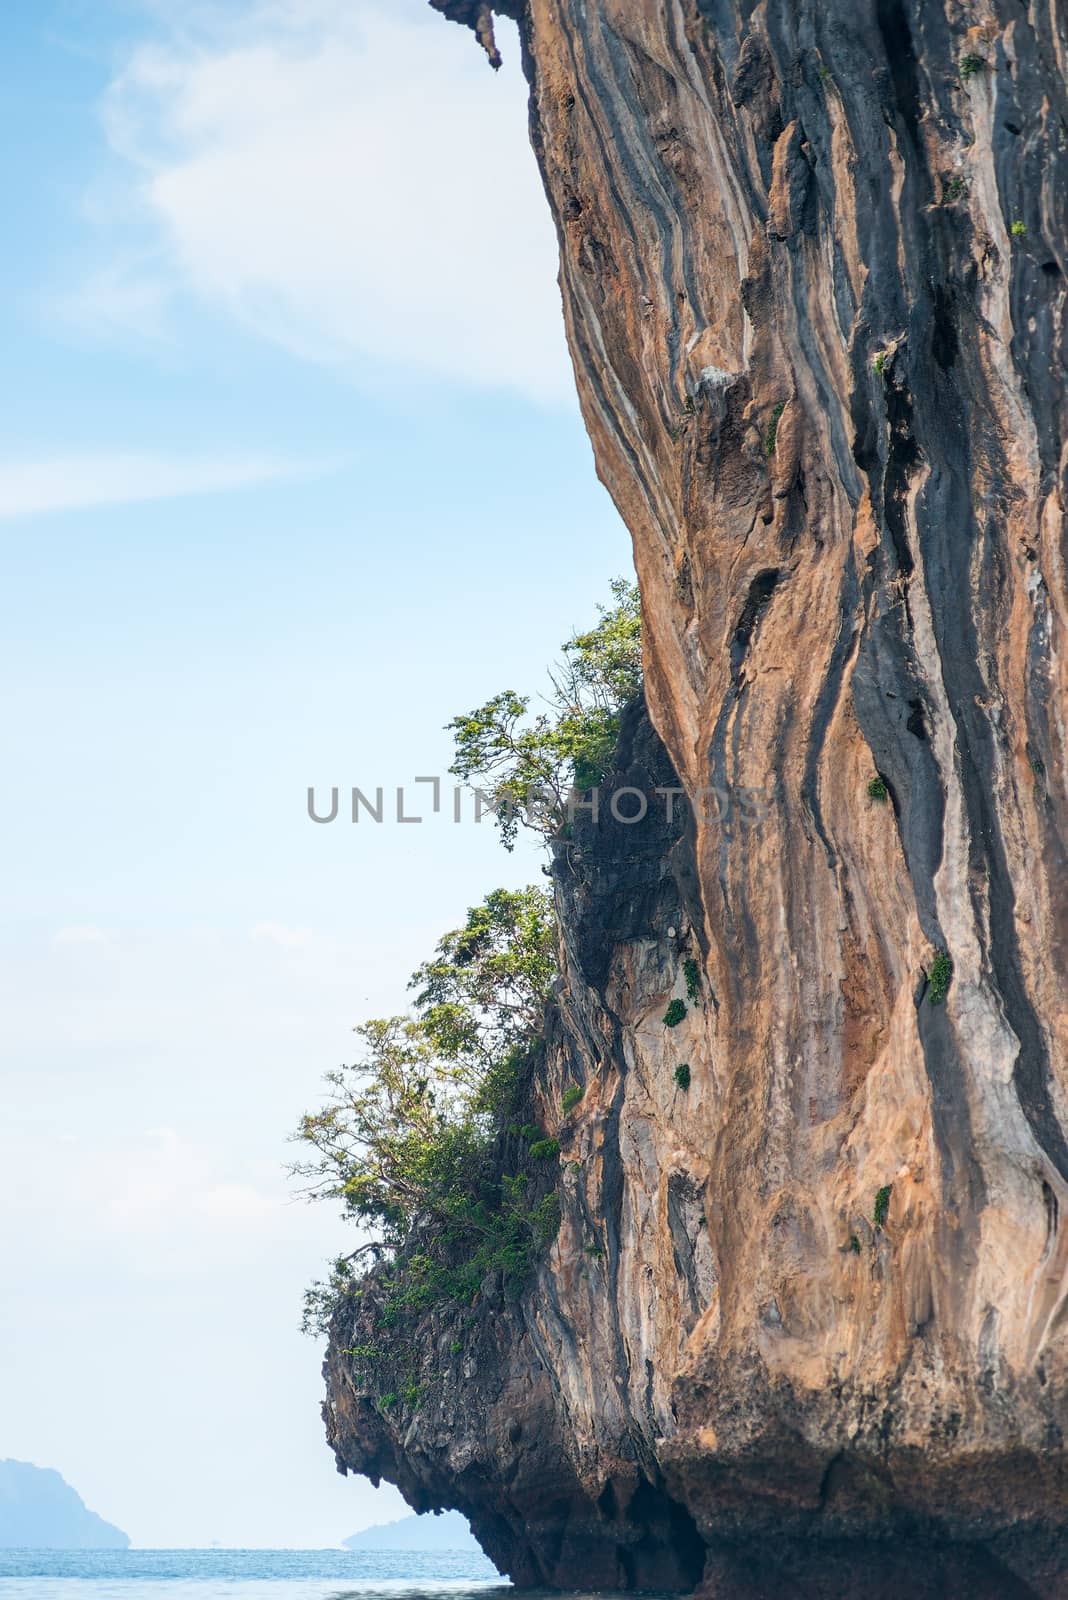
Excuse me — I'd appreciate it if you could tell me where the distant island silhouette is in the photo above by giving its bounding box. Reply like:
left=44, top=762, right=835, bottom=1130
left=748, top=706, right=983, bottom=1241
left=343, top=1510, right=485, bottom=1554
left=0, top=1459, right=129, bottom=1548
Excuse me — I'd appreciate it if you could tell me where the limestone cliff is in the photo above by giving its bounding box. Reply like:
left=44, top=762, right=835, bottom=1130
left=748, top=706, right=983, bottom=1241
left=325, top=2, right=1068, bottom=1593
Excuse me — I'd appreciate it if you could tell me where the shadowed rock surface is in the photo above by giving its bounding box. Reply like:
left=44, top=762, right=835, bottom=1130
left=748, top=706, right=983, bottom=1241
left=325, top=3, right=1068, bottom=1594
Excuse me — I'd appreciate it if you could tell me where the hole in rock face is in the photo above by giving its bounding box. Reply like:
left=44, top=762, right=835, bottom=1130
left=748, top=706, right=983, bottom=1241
left=875, top=0, right=922, bottom=146
left=883, top=382, right=919, bottom=577
left=1043, top=1179, right=1059, bottom=1249
left=1041, top=260, right=1063, bottom=277
left=932, top=287, right=958, bottom=369
left=731, top=568, right=782, bottom=679
left=906, top=698, right=927, bottom=740
left=616, top=1480, right=706, bottom=1591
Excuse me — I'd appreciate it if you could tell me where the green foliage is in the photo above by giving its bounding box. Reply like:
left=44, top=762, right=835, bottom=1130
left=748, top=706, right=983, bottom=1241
left=764, top=401, right=786, bottom=457
left=302, top=1254, right=363, bottom=1337
left=376, top=1183, right=560, bottom=1320
left=295, top=885, right=562, bottom=1336
left=683, top=957, right=701, bottom=1000
left=873, top=350, right=889, bottom=377
left=449, top=1340, right=464, bottom=1355
left=409, top=885, right=557, bottom=1115
left=873, top=1186, right=892, bottom=1228
left=342, top=1340, right=381, bottom=1370
left=867, top=775, right=889, bottom=802
left=928, top=949, right=953, bottom=1004
left=1011, top=220, right=1027, bottom=239
left=561, top=1084, right=584, bottom=1114
left=528, top=1137, right=560, bottom=1161
left=849, top=1234, right=861, bottom=1255
left=959, top=54, right=986, bottom=80
left=674, top=1062, right=691, bottom=1091
left=663, top=999, right=687, bottom=1027
left=447, top=580, right=643, bottom=848
left=942, top=173, right=968, bottom=202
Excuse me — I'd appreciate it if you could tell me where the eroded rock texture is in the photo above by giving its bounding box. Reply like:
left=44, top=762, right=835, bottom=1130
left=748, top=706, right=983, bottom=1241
left=326, top=2, right=1068, bottom=1593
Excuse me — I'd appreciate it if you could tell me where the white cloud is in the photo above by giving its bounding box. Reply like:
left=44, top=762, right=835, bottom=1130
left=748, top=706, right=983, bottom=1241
left=93, top=0, right=569, bottom=402
left=0, top=451, right=314, bottom=519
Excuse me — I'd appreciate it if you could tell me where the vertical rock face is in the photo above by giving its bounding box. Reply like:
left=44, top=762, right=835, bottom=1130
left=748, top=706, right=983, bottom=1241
left=325, top=2, right=1068, bottom=1593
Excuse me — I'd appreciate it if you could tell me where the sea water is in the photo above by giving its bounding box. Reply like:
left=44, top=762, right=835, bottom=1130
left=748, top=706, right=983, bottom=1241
left=0, top=1549, right=513, bottom=1600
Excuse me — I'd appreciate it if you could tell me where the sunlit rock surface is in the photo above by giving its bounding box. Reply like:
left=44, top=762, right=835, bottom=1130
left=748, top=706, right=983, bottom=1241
left=326, top=4, right=1068, bottom=1593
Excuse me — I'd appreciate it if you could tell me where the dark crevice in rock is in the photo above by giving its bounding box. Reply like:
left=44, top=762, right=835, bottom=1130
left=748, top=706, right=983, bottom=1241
left=730, top=567, right=782, bottom=680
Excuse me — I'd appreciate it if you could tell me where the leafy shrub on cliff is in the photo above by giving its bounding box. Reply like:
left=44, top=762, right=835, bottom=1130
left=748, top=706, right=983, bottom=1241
left=375, top=1180, right=560, bottom=1321
left=663, top=999, right=687, bottom=1027
left=447, top=579, right=642, bottom=847
left=873, top=1185, right=893, bottom=1228
left=295, top=886, right=559, bottom=1334
left=674, top=1063, right=691, bottom=1091
left=561, top=1084, right=584, bottom=1113
left=764, top=401, right=785, bottom=457
left=409, top=885, right=557, bottom=1113
left=927, top=949, right=953, bottom=1004
left=683, top=957, right=701, bottom=1000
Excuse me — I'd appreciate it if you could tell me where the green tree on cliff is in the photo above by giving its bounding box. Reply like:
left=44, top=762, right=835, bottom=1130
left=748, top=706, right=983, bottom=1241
left=411, top=885, right=557, bottom=1109
left=447, top=577, right=642, bottom=847
left=294, top=886, right=557, bottom=1332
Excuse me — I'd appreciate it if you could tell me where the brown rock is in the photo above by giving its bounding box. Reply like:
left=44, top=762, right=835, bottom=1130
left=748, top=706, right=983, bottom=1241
left=324, top=2, right=1068, bottom=1593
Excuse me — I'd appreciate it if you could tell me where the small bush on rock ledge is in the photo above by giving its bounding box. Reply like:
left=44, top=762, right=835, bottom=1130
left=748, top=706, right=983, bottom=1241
left=928, top=950, right=953, bottom=1004
left=674, top=1063, right=691, bottom=1091
left=663, top=999, right=687, bottom=1027
left=764, top=401, right=785, bottom=457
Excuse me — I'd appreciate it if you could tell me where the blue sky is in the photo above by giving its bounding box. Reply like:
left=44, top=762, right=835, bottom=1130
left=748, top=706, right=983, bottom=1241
left=0, top=0, right=629, bottom=1548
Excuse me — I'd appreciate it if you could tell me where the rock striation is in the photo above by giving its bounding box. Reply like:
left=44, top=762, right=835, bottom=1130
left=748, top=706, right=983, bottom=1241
left=326, top=3, right=1068, bottom=1594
